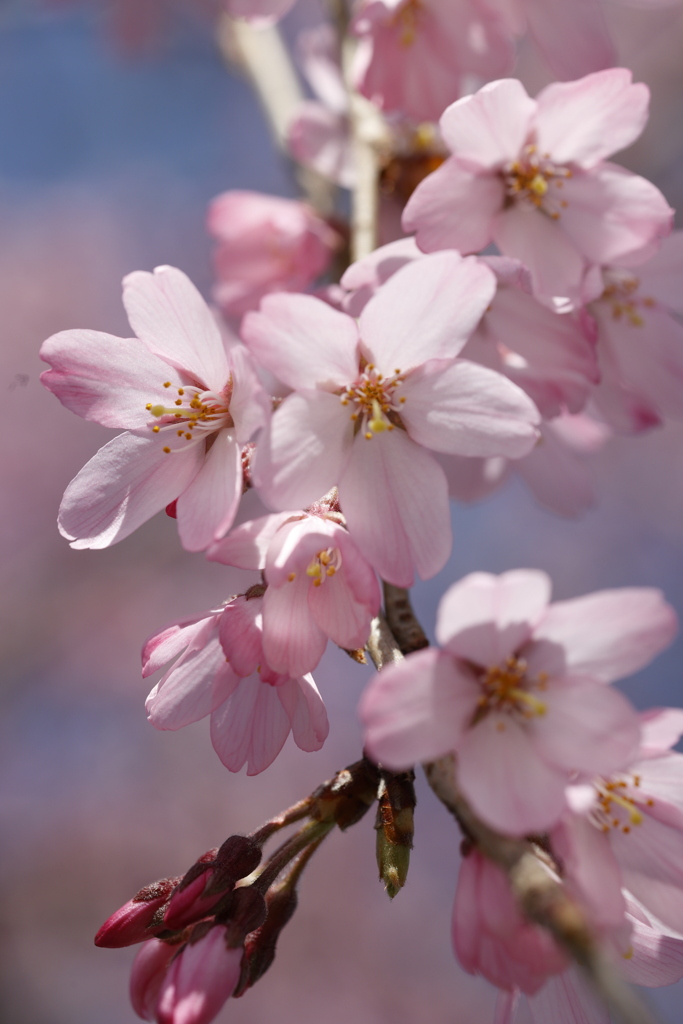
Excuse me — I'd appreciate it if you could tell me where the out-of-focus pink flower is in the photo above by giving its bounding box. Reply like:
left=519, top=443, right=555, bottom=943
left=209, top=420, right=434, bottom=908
left=242, top=251, right=540, bottom=586
left=350, top=0, right=514, bottom=124
left=453, top=848, right=567, bottom=994
left=441, top=412, right=611, bottom=518
left=361, top=570, right=676, bottom=834
left=208, top=510, right=380, bottom=677
left=403, top=70, right=673, bottom=307
left=287, top=26, right=354, bottom=189
left=552, top=709, right=683, bottom=934
left=40, top=266, right=269, bottom=552
left=142, top=602, right=328, bottom=774
left=490, top=0, right=616, bottom=80
left=207, top=191, right=340, bottom=319
left=154, top=926, right=243, bottom=1024
left=582, top=232, right=683, bottom=433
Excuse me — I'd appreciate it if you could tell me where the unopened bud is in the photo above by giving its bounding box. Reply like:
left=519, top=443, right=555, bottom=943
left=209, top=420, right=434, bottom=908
left=216, top=886, right=268, bottom=948
left=155, top=925, right=242, bottom=1024
left=95, top=876, right=182, bottom=948
left=234, top=886, right=298, bottom=998
left=375, top=770, right=415, bottom=899
left=312, top=757, right=381, bottom=830
left=129, top=938, right=177, bottom=1020
left=164, top=836, right=262, bottom=931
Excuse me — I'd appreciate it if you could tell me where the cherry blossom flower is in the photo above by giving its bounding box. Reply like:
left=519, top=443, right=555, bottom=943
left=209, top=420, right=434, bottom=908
left=403, top=69, right=673, bottom=307
left=361, top=570, right=676, bottom=834
left=350, top=0, right=514, bottom=125
left=287, top=26, right=354, bottom=189
left=142, top=599, right=328, bottom=774
left=40, top=266, right=269, bottom=552
left=242, top=251, right=540, bottom=586
left=207, top=191, right=340, bottom=320
left=453, top=847, right=568, bottom=994
left=582, top=232, right=683, bottom=433
left=551, top=709, right=683, bottom=935
left=208, top=509, right=380, bottom=677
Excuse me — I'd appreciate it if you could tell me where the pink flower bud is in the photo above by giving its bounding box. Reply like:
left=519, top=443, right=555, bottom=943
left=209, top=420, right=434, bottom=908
left=155, top=926, right=243, bottom=1024
left=95, top=877, right=182, bottom=948
left=164, top=837, right=262, bottom=930
left=130, top=939, right=177, bottom=1021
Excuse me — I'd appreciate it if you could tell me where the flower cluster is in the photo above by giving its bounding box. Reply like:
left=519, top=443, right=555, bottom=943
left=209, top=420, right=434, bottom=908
left=38, top=1, right=683, bottom=1020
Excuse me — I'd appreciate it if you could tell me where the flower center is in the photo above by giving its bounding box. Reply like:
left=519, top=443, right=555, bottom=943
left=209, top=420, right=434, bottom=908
left=146, top=381, right=233, bottom=454
left=476, top=656, right=548, bottom=722
left=339, top=364, right=406, bottom=440
left=590, top=774, right=654, bottom=835
left=392, top=0, right=423, bottom=46
left=600, top=271, right=655, bottom=328
left=503, top=144, right=572, bottom=219
left=304, top=547, right=342, bottom=588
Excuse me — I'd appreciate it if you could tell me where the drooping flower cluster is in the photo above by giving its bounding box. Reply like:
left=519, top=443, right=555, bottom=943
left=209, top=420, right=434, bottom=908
left=37, top=2, right=683, bottom=1018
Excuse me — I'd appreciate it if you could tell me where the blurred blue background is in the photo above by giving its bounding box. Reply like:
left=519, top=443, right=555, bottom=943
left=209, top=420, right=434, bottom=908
left=3, top=2, right=683, bottom=1021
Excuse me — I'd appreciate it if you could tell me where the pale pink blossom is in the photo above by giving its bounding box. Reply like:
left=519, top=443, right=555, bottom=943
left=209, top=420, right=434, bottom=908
left=40, top=266, right=269, bottom=552
left=351, top=0, right=514, bottom=125
left=142, top=601, right=328, bottom=775
left=582, top=232, right=683, bottom=433
left=489, top=0, right=616, bottom=81
left=361, top=571, right=675, bottom=834
left=440, top=412, right=611, bottom=518
left=207, top=191, right=340, bottom=319
left=453, top=848, right=567, bottom=994
left=208, top=510, right=380, bottom=677
left=403, top=70, right=673, bottom=307
left=286, top=26, right=354, bottom=189
left=242, top=251, right=540, bottom=586
left=551, top=709, right=683, bottom=935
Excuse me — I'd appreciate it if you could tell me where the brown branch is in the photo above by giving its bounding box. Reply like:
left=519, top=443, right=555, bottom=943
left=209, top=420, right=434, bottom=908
left=382, top=583, right=429, bottom=654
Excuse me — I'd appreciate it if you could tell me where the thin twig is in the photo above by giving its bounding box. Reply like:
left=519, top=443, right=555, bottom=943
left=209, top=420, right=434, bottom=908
left=366, top=613, right=405, bottom=670
left=382, top=583, right=429, bottom=654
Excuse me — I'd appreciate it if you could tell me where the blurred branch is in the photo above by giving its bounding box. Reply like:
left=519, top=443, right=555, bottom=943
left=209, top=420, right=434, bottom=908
left=217, top=14, right=336, bottom=216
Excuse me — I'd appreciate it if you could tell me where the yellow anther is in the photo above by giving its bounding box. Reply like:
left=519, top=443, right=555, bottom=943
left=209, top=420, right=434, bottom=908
left=287, top=572, right=296, bottom=582
left=623, top=947, right=634, bottom=960
left=175, top=399, right=182, bottom=406
left=399, top=396, right=407, bottom=404
left=152, top=425, right=160, bottom=433
left=163, top=446, right=171, bottom=453
left=365, top=432, right=373, bottom=440
left=319, top=551, right=331, bottom=566
left=326, top=566, right=336, bottom=577
left=178, top=388, right=184, bottom=395
left=163, top=381, right=171, bottom=388
left=145, top=403, right=152, bottom=410
left=313, top=578, right=322, bottom=587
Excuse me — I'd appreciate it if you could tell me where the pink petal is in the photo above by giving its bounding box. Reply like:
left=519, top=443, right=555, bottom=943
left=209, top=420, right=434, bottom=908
left=39, top=330, right=181, bottom=430
left=622, top=892, right=683, bottom=987
left=551, top=813, right=627, bottom=931
left=524, top=0, right=615, bottom=81
left=535, top=69, right=647, bottom=167
left=308, top=566, right=375, bottom=650
left=437, top=452, right=509, bottom=503
left=530, top=588, right=677, bottom=683
left=402, top=158, right=503, bottom=253
left=359, top=253, right=497, bottom=372
left=633, top=231, right=683, bottom=313
left=457, top=712, right=568, bottom=835
left=340, top=237, right=420, bottom=293
left=130, top=940, right=176, bottom=1022
left=639, top=708, right=683, bottom=755
left=156, top=928, right=241, bottom=1024
left=438, top=78, right=536, bottom=168
left=527, top=968, right=610, bottom=1024
left=262, top=575, right=328, bottom=677
left=559, top=164, right=673, bottom=267
left=208, top=512, right=297, bottom=571
left=277, top=674, right=329, bottom=752
left=360, top=649, right=480, bottom=768
left=218, top=596, right=265, bottom=678
left=514, top=422, right=597, bottom=519
left=264, top=516, right=337, bottom=586
left=241, top=292, right=359, bottom=391
left=210, top=675, right=292, bottom=775
left=175, top=430, right=242, bottom=552
left=142, top=613, right=218, bottom=678
left=146, top=640, right=239, bottom=730
left=58, top=431, right=203, bottom=550
left=532, top=679, right=640, bottom=776
left=252, top=390, right=352, bottom=510
left=228, top=345, right=271, bottom=445
left=623, top=873, right=683, bottom=937
left=287, top=102, right=354, bottom=189
left=436, top=570, right=551, bottom=666
left=399, top=358, right=540, bottom=458
left=493, top=204, right=586, bottom=306
left=123, top=266, right=229, bottom=392
left=339, top=429, right=451, bottom=586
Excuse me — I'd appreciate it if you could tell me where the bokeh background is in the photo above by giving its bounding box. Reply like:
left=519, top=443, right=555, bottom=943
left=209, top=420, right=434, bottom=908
left=3, top=1, right=683, bottom=1021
